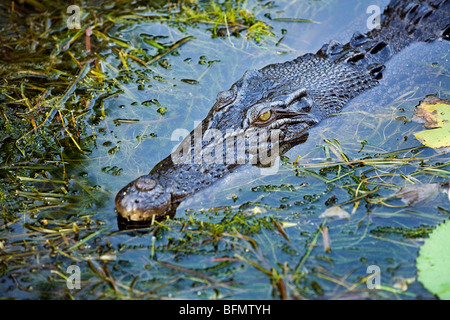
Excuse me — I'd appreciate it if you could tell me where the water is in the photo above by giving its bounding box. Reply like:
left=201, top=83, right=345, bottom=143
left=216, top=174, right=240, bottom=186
left=1, top=0, right=449, bottom=299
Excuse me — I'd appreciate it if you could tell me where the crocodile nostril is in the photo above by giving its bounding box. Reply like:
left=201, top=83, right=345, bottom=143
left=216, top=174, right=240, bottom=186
left=135, top=177, right=157, bottom=191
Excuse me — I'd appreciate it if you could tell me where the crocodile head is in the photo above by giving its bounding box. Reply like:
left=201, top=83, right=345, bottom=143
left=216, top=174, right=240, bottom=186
left=115, top=60, right=342, bottom=222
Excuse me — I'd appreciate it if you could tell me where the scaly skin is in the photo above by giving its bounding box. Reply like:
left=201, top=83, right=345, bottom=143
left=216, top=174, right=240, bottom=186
left=115, top=0, right=450, bottom=222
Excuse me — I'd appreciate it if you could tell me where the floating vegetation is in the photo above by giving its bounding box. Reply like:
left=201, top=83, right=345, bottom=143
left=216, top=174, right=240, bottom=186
left=413, top=96, right=450, bottom=150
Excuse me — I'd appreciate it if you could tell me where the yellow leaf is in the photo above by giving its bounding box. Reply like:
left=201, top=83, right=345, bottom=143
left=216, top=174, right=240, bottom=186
left=413, top=96, right=450, bottom=149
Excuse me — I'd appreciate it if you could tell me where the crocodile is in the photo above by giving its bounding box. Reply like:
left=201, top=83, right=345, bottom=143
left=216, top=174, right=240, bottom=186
left=115, top=0, right=450, bottom=223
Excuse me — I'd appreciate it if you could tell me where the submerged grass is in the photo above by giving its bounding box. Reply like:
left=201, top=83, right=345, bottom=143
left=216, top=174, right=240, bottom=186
left=0, top=0, right=449, bottom=300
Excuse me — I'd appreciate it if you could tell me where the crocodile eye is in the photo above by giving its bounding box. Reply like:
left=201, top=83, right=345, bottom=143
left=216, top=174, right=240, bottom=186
left=259, top=110, right=272, bottom=122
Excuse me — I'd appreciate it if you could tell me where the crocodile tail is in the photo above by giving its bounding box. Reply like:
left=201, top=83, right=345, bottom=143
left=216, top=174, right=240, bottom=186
left=375, top=0, right=450, bottom=50
left=317, top=0, right=449, bottom=80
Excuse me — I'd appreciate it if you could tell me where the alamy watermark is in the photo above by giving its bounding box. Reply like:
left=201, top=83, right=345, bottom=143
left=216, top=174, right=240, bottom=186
left=66, top=265, right=81, bottom=289
left=366, top=265, right=381, bottom=289
left=67, top=5, right=81, bottom=30
left=65, top=4, right=381, bottom=31
left=367, top=5, right=381, bottom=30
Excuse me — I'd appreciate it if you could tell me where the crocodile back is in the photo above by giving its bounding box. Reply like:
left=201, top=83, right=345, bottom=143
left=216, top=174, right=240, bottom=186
left=258, top=0, right=449, bottom=116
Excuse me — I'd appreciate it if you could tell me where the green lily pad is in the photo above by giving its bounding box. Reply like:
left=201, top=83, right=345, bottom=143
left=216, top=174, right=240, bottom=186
left=413, top=96, right=450, bottom=149
left=416, top=220, right=450, bottom=299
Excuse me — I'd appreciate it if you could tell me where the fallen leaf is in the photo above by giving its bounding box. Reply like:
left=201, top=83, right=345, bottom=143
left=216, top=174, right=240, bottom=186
left=395, top=183, right=449, bottom=206
left=319, top=206, right=350, bottom=219
left=413, top=96, right=450, bottom=149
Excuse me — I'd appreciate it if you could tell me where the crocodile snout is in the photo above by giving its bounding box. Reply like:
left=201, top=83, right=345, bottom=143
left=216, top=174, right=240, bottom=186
left=115, top=175, right=172, bottom=222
